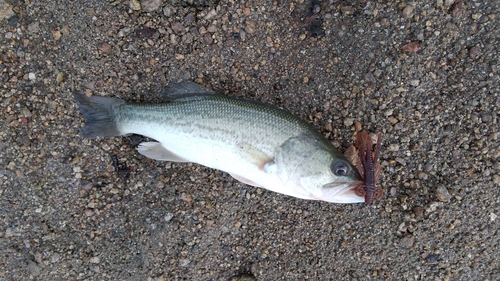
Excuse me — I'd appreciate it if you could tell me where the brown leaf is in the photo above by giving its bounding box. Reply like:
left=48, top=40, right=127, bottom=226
left=344, top=145, right=358, bottom=167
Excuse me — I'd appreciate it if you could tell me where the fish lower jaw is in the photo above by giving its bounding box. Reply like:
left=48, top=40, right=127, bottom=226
left=317, top=187, right=366, bottom=204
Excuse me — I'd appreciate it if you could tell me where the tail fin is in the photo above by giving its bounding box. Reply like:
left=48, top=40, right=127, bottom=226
left=73, top=93, right=125, bottom=139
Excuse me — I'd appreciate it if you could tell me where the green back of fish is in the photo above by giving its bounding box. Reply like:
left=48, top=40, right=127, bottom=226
left=115, top=95, right=326, bottom=153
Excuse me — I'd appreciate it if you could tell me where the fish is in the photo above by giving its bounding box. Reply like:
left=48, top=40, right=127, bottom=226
left=352, top=132, right=383, bottom=203
left=73, top=81, right=368, bottom=203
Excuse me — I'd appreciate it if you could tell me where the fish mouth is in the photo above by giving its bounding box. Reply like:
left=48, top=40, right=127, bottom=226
left=321, top=180, right=365, bottom=203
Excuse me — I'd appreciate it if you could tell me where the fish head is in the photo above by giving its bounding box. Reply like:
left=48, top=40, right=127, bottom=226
left=295, top=150, right=365, bottom=203
left=275, top=135, right=365, bottom=203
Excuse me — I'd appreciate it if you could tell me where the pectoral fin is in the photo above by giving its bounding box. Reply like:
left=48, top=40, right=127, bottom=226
left=237, top=142, right=273, bottom=170
left=137, top=142, right=188, bottom=162
left=225, top=142, right=275, bottom=187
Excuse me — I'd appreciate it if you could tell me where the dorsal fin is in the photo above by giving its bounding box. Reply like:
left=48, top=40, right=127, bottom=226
left=160, top=80, right=215, bottom=102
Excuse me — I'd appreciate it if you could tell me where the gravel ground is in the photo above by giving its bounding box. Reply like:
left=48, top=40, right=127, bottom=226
left=1, top=0, right=499, bottom=280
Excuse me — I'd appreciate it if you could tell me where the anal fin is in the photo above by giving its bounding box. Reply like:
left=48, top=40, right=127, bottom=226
left=228, top=172, right=263, bottom=188
left=137, top=142, right=188, bottom=162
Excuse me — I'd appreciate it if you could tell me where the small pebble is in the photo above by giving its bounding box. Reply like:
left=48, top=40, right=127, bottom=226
left=402, top=4, right=414, bottom=19
left=379, top=18, right=389, bottom=26
left=423, top=163, right=433, bottom=172
left=163, top=6, right=173, bottom=17
left=207, top=24, right=217, bottom=33
left=312, top=3, right=320, bottom=14
left=164, top=213, right=174, bottom=222
left=21, top=107, right=32, bottom=117
left=141, top=0, right=161, bottom=12
left=51, top=253, right=61, bottom=263
left=471, top=13, right=482, bottom=20
left=129, top=0, right=141, bottom=11
left=203, top=34, right=213, bottom=45
left=53, top=30, right=62, bottom=40
left=425, top=201, right=442, bottom=213
left=426, top=254, right=439, bottom=263
left=118, top=27, right=131, bottom=37
left=342, top=100, right=350, bottom=108
left=468, top=46, right=480, bottom=59
left=398, top=222, right=407, bottom=232
left=180, top=192, right=192, bottom=202
left=170, top=34, right=178, bottom=44
left=28, top=22, right=40, bottom=34
left=184, top=13, right=195, bottom=25
left=470, top=113, right=479, bottom=123
left=56, top=72, right=66, bottom=83
left=245, top=21, right=255, bottom=34
left=390, top=187, right=397, bottom=197
left=343, top=118, right=354, bottom=127
left=387, top=144, right=400, bottom=152
left=341, top=6, right=354, bottom=16
left=493, top=174, right=500, bottom=185
left=179, top=259, right=190, bottom=267
left=204, top=9, right=217, bottom=20
left=0, top=1, right=15, bottom=20
left=490, top=213, right=497, bottom=222
left=409, top=79, right=420, bottom=87
left=8, top=15, right=18, bottom=26
left=480, top=111, right=492, bottom=123
left=449, top=2, right=463, bottom=18
left=400, top=236, right=414, bottom=248
left=171, top=22, right=184, bottom=33
left=435, top=184, right=452, bottom=202
left=401, top=41, right=420, bottom=53
left=413, top=206, right=424, bottom=219
left=417, top=171, right=427, bottom=179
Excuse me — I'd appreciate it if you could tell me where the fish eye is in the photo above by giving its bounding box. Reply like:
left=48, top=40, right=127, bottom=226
left=331, top=160, right=349, bottom=176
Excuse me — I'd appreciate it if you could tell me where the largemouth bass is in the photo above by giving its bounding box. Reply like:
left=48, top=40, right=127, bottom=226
left=74, top=81, right=367, bottom=203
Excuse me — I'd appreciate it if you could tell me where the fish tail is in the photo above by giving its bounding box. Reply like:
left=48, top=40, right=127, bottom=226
left=73, top=93, right=125, bottom=139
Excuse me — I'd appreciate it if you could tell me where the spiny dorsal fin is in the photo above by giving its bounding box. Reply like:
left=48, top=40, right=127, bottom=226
left=160, top=80, right=215, bottom=102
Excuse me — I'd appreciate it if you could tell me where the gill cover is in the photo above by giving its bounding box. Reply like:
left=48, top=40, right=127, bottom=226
left=274, top=134, right=356, bottom=199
